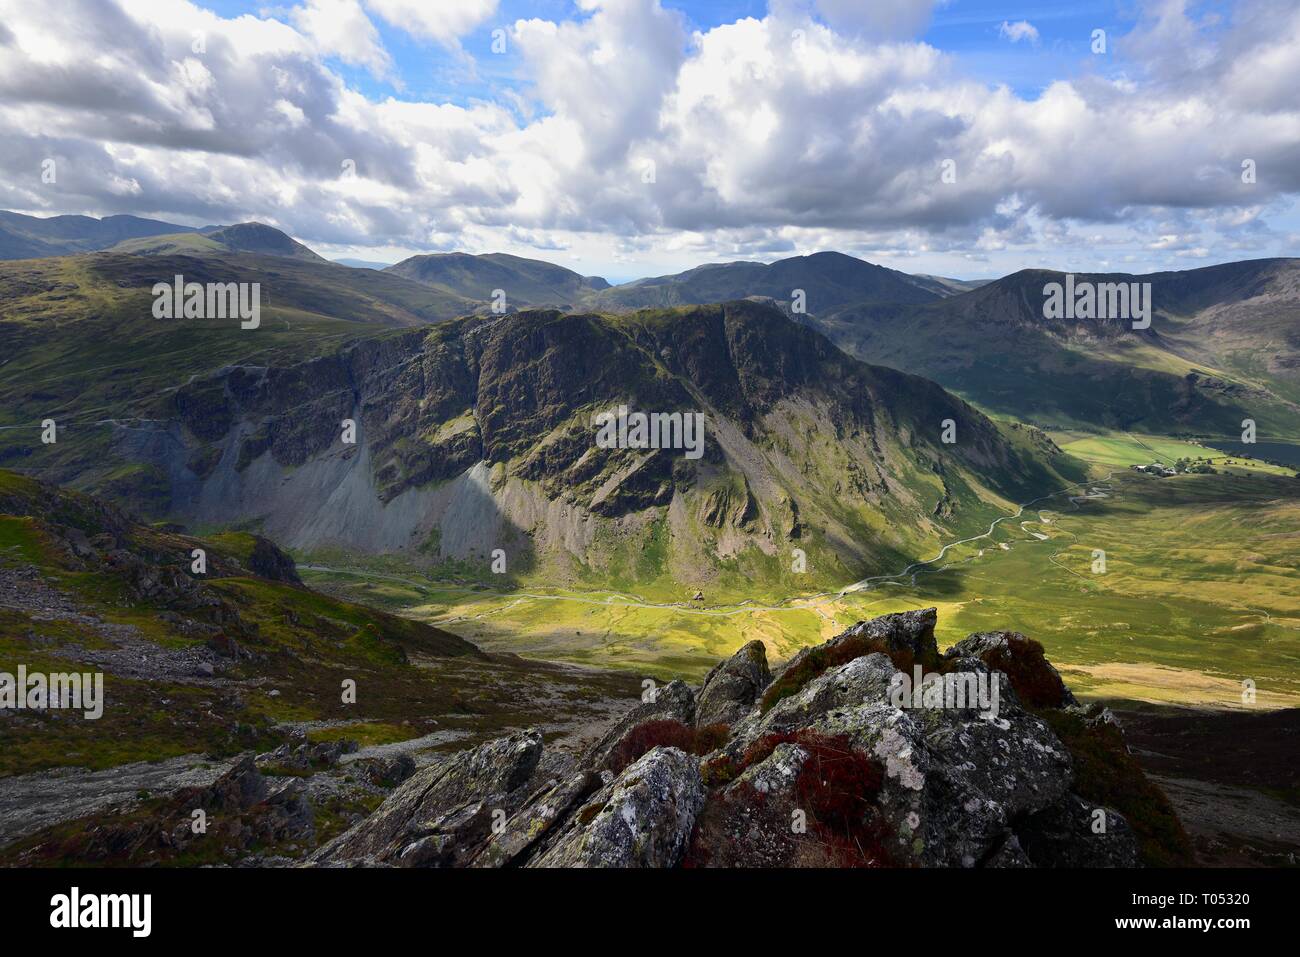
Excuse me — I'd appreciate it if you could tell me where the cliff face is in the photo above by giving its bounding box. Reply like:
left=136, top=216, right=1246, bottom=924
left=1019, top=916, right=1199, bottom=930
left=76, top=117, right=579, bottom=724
left=109, top=301, right=1081, bottom=589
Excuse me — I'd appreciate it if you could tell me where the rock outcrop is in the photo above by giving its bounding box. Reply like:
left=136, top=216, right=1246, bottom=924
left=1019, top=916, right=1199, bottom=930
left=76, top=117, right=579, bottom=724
left=580, top=678, right=696, bottom=771
left=527, top=748, right=705, bottom=868
left=314, top=609, right=1158, bottom=868
left=310, top=729, right=543, bottom=867
left=695, top=639, right=771, bottom=727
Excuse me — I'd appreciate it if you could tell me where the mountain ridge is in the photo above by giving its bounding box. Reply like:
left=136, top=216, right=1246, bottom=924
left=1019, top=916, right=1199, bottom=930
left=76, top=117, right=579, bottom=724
left=815, top=257, right=1300, bottom=438
left=0, top=285, right=1084, bottom=592
left=0, top=210, right=200, bottom=259
left=386, top=251, right=610, bottom=308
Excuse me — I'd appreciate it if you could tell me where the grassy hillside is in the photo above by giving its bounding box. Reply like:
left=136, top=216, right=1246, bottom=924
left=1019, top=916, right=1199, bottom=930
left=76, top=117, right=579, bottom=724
left=815, top=260, right=1300, bottom=442
left=0, top=464, right=660, bottom=868
left=387, top=251, right=608, bottom=307
left=0, top=211, right=199, bottom=260
left=0, top=250, right=483, bottom=497
left=109, top=222, right=328, bottom=262
left=0, top=469, right=509, bottom=776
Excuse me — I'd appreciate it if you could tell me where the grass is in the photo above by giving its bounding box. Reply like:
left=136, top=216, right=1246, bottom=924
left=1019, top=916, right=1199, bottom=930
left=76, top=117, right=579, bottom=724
left=307, top=722, right=412, bottom=748
left=1050, top=429, right=1296, bottom=476
left=304, top=442, right=1300, bottom=707
left=0, top=468, right=645, bottom=782
left=0, top=516, right=47, bottom=563
left=0, top=633, right=277, bottom=777
left=1041, top=707, right=1194, bottom=866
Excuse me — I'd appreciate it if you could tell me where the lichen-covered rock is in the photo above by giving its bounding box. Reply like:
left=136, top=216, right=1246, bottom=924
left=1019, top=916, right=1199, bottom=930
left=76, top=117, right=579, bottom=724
left=984, top=832, right=1034, bottom=868
left=944, top=631, right=1077, bottom=709
left=528, top=747, right=705, bottom=868
left=687, top=743, right=814, bottom=868
left=775, top=608, right=939, bottom=683
left=695, top=639, right=771, bottom=727
left=308, top=610, right=1167, bottom=870
left=471, top=769, right=604, bottom=868
left=688, top=737, right=895, bottom=868
left=917, top=708, right=1074, bottom=866
left=310, top=729, right=542, bottom=867
left=800, top=660, right=1074, bottom=867
left=729, top=652, right=898, bottom=753
left=840, top=607, right=939, bottom=663
left=580, top=679, right=695, bottom=770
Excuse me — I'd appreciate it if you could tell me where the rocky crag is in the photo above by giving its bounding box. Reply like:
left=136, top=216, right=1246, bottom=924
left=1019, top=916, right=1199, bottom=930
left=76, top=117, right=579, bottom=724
left=307, top=607, right=1189, bottom=868
left=5, top=297, right=1081, bottom=593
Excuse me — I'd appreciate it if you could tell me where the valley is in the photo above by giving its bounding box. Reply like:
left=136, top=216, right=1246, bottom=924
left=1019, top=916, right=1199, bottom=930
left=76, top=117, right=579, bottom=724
left=3, top=236, right=1295, bottom=710
left=1, top=218, right=1297, bottom=870
left=301, top=433, right=1300, bottom=708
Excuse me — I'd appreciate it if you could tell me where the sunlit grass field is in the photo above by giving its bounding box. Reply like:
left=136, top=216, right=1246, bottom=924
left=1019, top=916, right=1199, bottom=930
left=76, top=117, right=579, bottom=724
left=1051, top=429, right=1297, bottom=476
left=301, top=432, right=1300, bottom=708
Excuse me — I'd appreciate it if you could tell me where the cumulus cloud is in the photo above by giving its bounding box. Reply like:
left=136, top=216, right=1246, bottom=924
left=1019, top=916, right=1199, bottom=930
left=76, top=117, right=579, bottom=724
left=291, top=0, right=393, bottom=78
left=365, top=0, right=498, bottom=46
left=0, top=0, right=1296, bottom=276
left=997, top=20, right=1039, bottom=44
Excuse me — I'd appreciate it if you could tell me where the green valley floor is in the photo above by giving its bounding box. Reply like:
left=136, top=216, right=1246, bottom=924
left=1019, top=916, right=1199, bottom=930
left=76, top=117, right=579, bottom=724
left=302, top=432, right=1300, bottom=711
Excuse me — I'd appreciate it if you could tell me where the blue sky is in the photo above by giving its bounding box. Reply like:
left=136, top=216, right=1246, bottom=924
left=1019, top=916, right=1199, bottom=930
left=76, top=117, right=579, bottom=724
left=0, top=0, right=1294, bottom=282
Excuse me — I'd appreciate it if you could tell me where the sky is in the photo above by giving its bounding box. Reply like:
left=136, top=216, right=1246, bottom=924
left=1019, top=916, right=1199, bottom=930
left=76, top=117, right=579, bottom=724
left=0, top=0, right=1296, bottom=282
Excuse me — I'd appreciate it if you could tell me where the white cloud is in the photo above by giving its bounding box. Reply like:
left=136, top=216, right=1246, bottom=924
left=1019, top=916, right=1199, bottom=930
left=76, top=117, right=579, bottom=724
left=0, top=0, right=1296, bottom=278
left=811, top=0, right=940, bottom=39
left=997, top=20, right=1039, bottom=44
left=292, top=0, right=393, bottom=78
left=365, top=0, right=498, bottom=46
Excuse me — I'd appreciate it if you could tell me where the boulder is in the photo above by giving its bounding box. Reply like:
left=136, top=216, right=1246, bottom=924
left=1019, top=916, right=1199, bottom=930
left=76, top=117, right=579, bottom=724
left=842, top=606, right=940, bottom=663
left=306, top=609, right=1170, bottom=870
left=687, top=743, right=814, bottom=868
left=580, top=679, right=695, bottom=770
left=800, top=660, right=1074, bottom=866
left=472, top=769, right=604, bottom=868
left=695, top=639, right=771, bottom=727
left=310, top=729, right=542, bottom=867
left=688, top=738, right=894, bottom=868
left=775, top=608, right=939, bottom=682
left=944, top=631, right=1077, bottom=709
left=728, top=652, right=898, bottom=753
left=355, top=754, right=417, bottom=789
left=528, top=748, right=705, bottom=868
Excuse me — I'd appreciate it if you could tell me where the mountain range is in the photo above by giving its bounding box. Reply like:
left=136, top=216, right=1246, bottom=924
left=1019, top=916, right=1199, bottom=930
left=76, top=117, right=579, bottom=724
left=814, top=259, right=1300, bottom=439
left=0, top=210, right=204, bottom=259
left=11, top=210, right=1290, bottom=442
left=0, top=209, right=1295, bottom=593
left=0, top=249, right=1078, bottom=591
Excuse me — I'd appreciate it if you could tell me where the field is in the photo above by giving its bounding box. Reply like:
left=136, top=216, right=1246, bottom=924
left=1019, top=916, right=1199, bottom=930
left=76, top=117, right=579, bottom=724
left=302, top=432, right=1300, bottom=707
left=1051, top=429, right=1298, bottom=475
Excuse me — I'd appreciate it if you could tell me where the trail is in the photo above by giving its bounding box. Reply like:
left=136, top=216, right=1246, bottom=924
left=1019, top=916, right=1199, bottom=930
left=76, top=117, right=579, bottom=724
left=835, top=470, right=1122, bottom=597
left=305, top=469, right=1128, bottom=621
